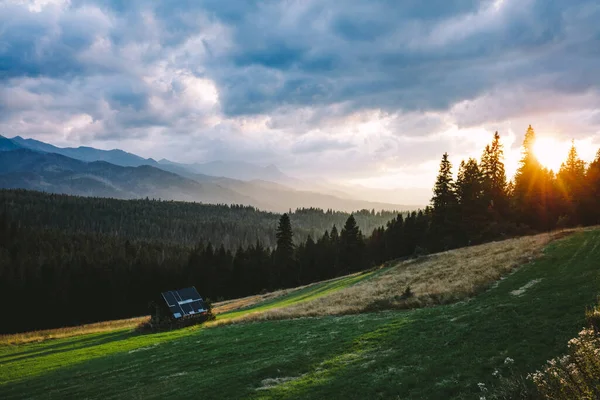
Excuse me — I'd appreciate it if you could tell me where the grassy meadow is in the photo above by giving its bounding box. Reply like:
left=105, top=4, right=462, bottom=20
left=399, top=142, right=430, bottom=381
left=1, top=228, right=599, bottom=399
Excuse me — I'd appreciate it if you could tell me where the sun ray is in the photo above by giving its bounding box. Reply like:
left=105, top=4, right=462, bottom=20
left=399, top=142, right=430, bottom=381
left=533, top=137, right=569, bottom=172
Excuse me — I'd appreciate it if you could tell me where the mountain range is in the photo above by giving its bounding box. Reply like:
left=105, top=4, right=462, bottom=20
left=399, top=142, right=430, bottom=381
left=0, top=135, right=419, bottom=212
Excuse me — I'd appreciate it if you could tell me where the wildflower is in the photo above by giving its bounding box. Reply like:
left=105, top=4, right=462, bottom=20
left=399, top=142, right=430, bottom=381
left=477, top=382, right=488, bottom=392
left=492, top=369, right=500, bottom=377
left=504, top=357, right=514, bottom=365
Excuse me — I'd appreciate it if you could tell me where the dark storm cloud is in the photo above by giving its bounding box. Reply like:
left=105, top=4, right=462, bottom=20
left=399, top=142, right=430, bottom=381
left=166, top=0, right=594, bottom=120
left=0, top=0, right=599, bottom=174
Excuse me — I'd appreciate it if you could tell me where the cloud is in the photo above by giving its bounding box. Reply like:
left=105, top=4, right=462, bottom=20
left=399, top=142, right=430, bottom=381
left=0, top=0, right=599, bottom=197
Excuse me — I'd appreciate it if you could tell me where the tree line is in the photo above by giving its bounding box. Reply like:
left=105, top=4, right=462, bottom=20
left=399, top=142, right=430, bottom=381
left=0, top=190, right=401, bottom=250
left=180, top=126, right=600, bottom=307
left=0, top=211, right=369, bottom=333
left=2, top=125, right=599, bottom=334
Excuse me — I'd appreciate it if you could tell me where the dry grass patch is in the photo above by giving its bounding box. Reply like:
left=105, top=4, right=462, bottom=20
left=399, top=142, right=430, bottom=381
left=212, top=287, right=301, bottom=314
left=3, top=229, right=581, bottom=343
left=0, top=317, right=149, bottom=345
left=227, top=230, right=575, bottom=323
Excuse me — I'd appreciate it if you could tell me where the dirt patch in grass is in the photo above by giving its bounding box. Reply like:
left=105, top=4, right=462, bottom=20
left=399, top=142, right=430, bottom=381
left=510, top=279, right=543, bottom=296
left=256, top=375, right=305, bottom=391
left=223, top=230, right=575, bottom=323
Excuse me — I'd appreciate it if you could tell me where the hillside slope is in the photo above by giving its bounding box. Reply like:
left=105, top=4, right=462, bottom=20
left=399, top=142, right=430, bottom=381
left=2, top=135, right=418, bottom=212
left=1, top=228, right=599, bottom=399
left=0, top=149, right=258, bottom=205
left=0, top=147, right=413, bottom=213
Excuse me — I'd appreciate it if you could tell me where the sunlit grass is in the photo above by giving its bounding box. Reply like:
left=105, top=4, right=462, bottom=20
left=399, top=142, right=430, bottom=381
left=0, top=266, right=377, bottom=345
left=0, top=318, right=148, bottom=346
left=1, top=228, right=599, bottom=399
left=215, top=230, right=577, bottom=323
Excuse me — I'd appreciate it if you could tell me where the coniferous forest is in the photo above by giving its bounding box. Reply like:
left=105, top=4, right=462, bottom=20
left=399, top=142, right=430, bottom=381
left=2, top=126, right=600, bottom=334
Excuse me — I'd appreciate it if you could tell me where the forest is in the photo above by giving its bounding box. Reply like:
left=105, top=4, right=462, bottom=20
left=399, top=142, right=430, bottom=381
left=0, top=190, right=400, bottom=249
left=2, top=125, right=600, bottom=334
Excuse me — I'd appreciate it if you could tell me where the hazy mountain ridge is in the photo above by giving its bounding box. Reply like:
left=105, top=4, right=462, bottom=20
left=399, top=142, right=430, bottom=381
left=0, top=135, right=418, bottom=212
left=9, top=136, right=156, bottom=167
left=0, top=149, right=259, bottom=206
left=6, top=135, right=295, bottom=183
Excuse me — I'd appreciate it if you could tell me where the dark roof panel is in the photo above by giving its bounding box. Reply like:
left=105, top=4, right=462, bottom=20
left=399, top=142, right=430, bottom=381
left=177, top=287, right=201, bottom=301
left=161, top=287, right=207, bottom=319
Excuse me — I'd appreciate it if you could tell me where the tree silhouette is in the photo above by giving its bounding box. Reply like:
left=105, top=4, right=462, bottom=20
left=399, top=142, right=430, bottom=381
left=513, top=125, right=552, bottom=230
left=584, top=150, right=600, bottom=224
left=481, top=131, right=508, bottom=217
left=557, top=140, right=587, bottom=224
left=455, top=158, right=486, bottom=244
left=430, top=152, right=459, bottom=250
left=339, top=214, right=365, bottom=274
left=274, top=213, right=297, bottom=287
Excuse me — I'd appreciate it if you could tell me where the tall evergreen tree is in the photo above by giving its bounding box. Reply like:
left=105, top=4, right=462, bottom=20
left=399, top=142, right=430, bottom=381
left=429, top=153, right=459, bottom=250
left=480, top=131, right=508, bottom=217
left=584, top=150, right=600, bottom=224
left=274, top=213, right=297, bottom=287
left=455, top=158, right=486, bottom=244
left=513, top=125, right=552, bottom=230
left=339, top=214, right=365, bottom=274
left=557, top=140, right=587, bottom=224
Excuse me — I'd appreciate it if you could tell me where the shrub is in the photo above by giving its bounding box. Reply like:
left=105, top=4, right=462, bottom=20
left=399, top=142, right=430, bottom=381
left=490, top=303, right=600, bottom=399
left=585, top=301, right=600, bottom=333
left=521, top=302, right=600, bottom=399
left=400, top=286, right=414, bottom=300
left=528, top=328, right=600, bottom=399
left=204, top=298, right=216, bottom=322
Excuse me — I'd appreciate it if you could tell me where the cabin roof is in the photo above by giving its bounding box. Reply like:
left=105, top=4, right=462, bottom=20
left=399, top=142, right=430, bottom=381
left=161, top=286, right=207, bottom=319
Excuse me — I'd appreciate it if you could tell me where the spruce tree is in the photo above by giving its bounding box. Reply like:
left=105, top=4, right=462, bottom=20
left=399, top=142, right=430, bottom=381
left=274, top=213, right=296, bottom=287
left=455, top=158, right=486, bottom=244
left=480, top=131, right=508, bottom=217
left=585, top=150, right=600, bottom=224
left=558, top=140, right=586, bottom=187
left=557, top=140, right=587, bottom=224
left=429, top=153, right=459, bottom=250
left=513, top=125, right=550, bottom=230
left=339, top=214, right=365, bottom=274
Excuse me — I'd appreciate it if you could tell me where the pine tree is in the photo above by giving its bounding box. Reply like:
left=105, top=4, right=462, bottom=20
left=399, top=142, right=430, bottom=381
left=480, top=131, right=508, bottom=217
left=513, top=125, right=551, bottom=230
left=339, top=214, right=365, bottom=274
left=429, top=153, right=459, bottom=250
left=274, top=213, right=296, bottom=288
left=455, top=158, right=486, bottom=244
left=432, top=153, right=457, bottom=212
left=557, top=140, right=586, bottom=224
left=584, top=150, right=600, bottom=224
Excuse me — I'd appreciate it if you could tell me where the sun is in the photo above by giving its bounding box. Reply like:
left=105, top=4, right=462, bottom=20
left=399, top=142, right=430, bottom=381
left=532, top=137, right=568, bottom=172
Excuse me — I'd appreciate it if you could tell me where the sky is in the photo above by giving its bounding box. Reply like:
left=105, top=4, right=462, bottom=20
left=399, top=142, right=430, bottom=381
left=1, top=0, right=599, bottom=198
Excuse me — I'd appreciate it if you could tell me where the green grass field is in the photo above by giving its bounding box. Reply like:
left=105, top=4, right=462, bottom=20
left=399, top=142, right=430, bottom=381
left=215, top=268, right=381, bottom=322
left=1, top=229, right=599, bottom=399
